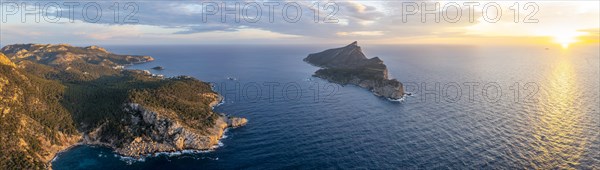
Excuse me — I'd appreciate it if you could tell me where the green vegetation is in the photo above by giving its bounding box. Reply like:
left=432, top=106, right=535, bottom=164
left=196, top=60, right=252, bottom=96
left=128, top=77, right=218, bottom=131
left=314, top=68, right=399, bottom=87
left=0, top=63, right=77, bottom=169
left=0, top=45, right=219, bottom=169
left=315, top=68, right=380, bottom=83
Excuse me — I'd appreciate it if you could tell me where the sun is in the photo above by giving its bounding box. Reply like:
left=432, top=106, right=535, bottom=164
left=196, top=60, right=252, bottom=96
left=552, top=31, right=587, bottom=49
left=554, top=35, right=575, bottom=49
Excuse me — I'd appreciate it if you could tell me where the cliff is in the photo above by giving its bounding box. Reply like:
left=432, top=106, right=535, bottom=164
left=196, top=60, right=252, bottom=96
left=81, top=77, right=247, bottom=157
left=0, top=45, right=246, bottom=169
left=84, top=102, right=247, bottom=157
left=304, top=41, right=404, bottom=100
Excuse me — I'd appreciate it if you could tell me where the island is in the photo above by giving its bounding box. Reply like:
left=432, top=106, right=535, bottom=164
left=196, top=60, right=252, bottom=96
left=304, top=41, right=405, bottom=100
left=0, top=44, right=246, bottom=169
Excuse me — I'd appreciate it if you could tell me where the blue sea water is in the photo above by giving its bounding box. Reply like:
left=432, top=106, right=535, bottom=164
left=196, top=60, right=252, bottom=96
left=52, top=44, right=600, bottom=169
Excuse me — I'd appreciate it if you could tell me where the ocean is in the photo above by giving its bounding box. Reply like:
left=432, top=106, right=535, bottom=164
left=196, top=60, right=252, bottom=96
left=52, top=44, right=600, bottom=169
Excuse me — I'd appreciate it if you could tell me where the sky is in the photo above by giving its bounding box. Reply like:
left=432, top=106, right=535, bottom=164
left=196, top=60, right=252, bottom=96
left=0, top=0, right=598, bottom=46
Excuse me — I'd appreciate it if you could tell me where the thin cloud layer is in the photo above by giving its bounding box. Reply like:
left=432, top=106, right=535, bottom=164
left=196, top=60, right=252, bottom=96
left=0, top=1, right=598, bottom=45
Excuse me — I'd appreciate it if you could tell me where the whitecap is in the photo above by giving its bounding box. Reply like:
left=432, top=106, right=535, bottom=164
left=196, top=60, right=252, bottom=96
left=222, top=128, right=230, bottom=139
left=51, top=156, right=59, bottom=162
left=118, top=155, right=146, bottom=165
left=387, top=97, right=404, bottom=102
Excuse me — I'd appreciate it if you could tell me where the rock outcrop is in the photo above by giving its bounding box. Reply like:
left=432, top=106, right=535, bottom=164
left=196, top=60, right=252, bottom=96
left=82, top=103, right=246, bottom=157
left=304, top=41, right=404, bottom=100
left=227, top=117, right=249, bottom=128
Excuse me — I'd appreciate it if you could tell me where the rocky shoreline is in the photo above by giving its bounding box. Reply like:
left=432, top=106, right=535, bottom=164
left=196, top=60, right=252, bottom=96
left=46, top=77, right=246, bottom=165
left=304, top=41, right=405, bottom=100
left=47, top=94, right=247, bottom=167
left=313, top=72, right=405, bottom=100
left=51, top=114, right=245, bottom=163
left=0, top=44, right=248, bottom=169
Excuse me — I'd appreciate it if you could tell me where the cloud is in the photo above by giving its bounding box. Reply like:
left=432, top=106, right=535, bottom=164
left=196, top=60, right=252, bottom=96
left=0, top=1, right=598, bottom=45
left=4, top=1, right=389, bottom=37
left=337, top=31, right=383, bottom=36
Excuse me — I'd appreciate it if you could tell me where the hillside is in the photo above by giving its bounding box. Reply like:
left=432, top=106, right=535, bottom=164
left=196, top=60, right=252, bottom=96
left=0, top=52, right=80, bottom=168
left=1, top=44, right=153, bottom=66
left=0, top=45, right=246, bottom=169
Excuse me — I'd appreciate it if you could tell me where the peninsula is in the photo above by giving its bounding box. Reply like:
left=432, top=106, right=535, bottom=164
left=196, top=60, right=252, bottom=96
left=304, top=41, right=405, bottom=100
left=0, top=44, right=246, bottom=169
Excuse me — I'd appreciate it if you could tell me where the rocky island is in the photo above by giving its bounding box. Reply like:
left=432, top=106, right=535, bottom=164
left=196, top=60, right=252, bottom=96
left=152, top=66, right=165, bottom=70
left=304, top=41, right=404, bottom=100
left=0, top=44, right=246, bottom=169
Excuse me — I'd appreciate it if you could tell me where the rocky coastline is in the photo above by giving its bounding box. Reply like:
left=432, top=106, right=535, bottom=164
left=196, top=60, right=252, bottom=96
left=78, top=100, right=246, bottom=158
left=0, top=44, right=247, bottom=169
left=304, top=41, right=405, bottom=100
left=49, top=106, right=246, bottom=167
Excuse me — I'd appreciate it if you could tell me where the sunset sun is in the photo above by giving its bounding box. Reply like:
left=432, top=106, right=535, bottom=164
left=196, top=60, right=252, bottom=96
left=552, top=31, right=587, bottom=48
